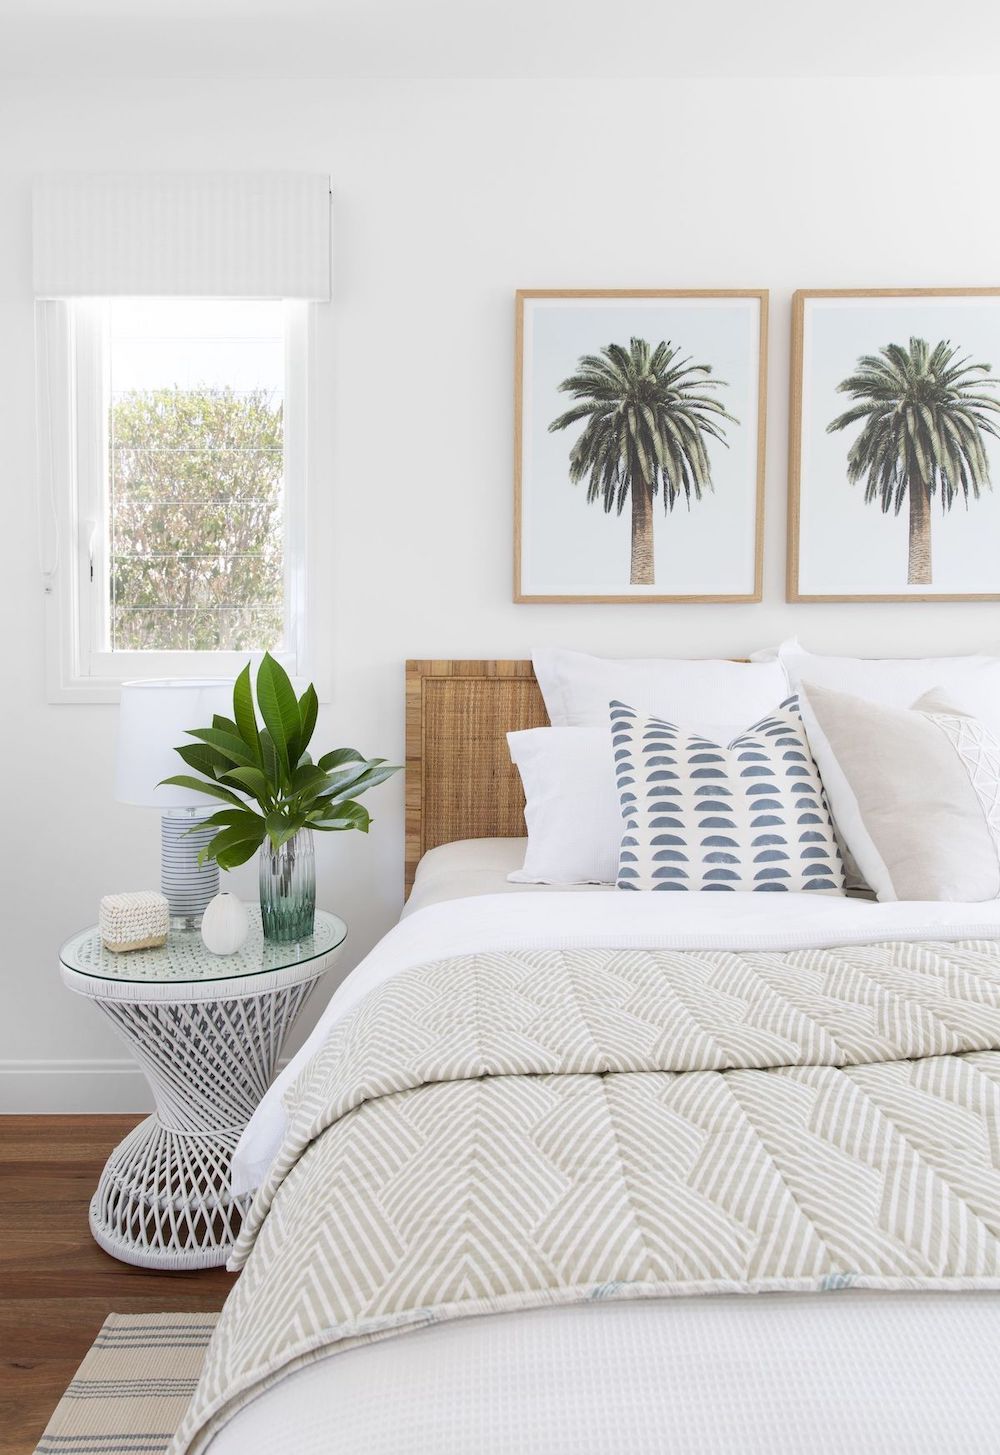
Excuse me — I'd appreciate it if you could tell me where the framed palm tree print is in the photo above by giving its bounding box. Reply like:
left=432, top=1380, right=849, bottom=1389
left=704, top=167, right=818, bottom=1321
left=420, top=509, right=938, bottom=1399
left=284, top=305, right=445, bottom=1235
left=514, top=290, right=768, bottom=603
left=789, top=288, right=1000, bottom=601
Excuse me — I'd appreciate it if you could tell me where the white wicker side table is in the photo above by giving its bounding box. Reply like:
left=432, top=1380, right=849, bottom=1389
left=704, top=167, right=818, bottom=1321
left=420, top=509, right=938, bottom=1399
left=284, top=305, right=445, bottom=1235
left=59, top=907, right=346, bottom=1271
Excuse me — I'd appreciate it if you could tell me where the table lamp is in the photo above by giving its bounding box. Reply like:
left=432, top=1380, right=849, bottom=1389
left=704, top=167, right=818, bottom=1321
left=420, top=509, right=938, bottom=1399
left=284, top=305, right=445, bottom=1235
left=115, top=678, right=237, bottom=928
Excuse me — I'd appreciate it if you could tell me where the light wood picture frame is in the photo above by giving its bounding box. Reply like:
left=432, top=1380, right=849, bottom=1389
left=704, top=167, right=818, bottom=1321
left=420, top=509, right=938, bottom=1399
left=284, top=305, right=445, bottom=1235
left=789, top=287, right=1000, bottom=602
left=514, top=289, right=768, bottom=604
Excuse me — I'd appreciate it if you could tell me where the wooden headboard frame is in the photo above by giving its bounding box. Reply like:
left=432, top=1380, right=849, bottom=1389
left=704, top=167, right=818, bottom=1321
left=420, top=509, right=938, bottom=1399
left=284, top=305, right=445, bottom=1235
left=405, top=660, right=549, bottom=891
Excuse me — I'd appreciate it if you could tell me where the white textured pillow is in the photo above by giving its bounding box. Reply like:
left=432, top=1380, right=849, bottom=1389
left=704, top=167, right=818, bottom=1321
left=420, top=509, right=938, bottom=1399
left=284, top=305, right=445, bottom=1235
left=533, top=647, right=788, bottom=737
left=507, top=727, right=622, bottom=885
left=753, top=639, right=1000, bottom=893
left=799, top=683, right=1000, bottom=902
left=762, top=639, right=1000, bottom=731
left=612, top=696, right=844, bottom=894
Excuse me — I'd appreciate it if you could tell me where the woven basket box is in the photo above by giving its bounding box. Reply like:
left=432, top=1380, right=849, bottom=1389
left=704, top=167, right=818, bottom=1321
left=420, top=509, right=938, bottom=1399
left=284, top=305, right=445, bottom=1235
left=100, top=892, right=170, bottom=953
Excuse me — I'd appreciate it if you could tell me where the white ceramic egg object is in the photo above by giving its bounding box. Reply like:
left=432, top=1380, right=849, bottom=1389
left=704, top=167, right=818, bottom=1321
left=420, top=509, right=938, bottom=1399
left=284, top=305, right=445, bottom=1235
left=200, top=893, right=250, bottom=956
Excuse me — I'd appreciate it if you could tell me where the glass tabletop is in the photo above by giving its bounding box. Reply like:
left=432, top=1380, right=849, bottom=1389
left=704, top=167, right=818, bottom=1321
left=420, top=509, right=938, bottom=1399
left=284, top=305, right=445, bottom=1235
left=60, top=906, right=347, bottom=984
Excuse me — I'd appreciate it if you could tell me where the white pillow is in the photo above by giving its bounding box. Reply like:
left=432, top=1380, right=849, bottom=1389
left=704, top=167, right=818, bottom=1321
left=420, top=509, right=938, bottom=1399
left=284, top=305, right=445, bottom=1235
left=760, top=639, right=1000, bottom=731
left=753, top=640, right=1000, bottom=891
left=533, top=647, right=788, bottom=737
left=612, top=696, right=844, bottom=895
left=507, top=726, right=622, bottom=885
left=798, top=683, right=1000, bottom=902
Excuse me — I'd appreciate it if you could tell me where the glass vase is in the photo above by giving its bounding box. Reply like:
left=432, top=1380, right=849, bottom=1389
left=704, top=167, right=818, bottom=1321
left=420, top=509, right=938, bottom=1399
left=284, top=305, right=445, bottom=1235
left=259, top=829, right=316, bottom=942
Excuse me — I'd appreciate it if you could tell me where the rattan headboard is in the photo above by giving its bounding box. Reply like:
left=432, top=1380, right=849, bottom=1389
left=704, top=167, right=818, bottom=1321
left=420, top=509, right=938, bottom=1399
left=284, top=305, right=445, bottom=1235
left=405, top=660, right=549, bottom=891
left=404, top=654, right=755, bottom=891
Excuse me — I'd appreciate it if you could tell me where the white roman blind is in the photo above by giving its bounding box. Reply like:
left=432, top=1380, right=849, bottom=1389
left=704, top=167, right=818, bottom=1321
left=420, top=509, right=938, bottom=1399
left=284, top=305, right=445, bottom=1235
left=32, top=172, right=331, bottom=299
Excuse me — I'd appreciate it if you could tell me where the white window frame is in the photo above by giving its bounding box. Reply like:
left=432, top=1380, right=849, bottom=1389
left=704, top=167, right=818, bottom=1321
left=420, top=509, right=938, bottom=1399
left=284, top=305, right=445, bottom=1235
left=36, top=297, right=328, bottom=703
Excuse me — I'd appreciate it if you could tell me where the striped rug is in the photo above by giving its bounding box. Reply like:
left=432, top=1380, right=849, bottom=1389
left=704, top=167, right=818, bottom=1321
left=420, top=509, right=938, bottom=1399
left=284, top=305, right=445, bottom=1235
left=34, top=1313, right=217, bottom=1455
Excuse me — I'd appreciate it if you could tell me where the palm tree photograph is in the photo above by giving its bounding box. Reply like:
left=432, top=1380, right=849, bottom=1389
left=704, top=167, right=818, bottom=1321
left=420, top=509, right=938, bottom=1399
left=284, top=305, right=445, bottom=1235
left=515, top=291, right=767, bottom=603
left=548, top=337, right=737, bottom=589
left=790, top=290, right=1000, bottom=601
left=827, top=337, right=1000, bottom=587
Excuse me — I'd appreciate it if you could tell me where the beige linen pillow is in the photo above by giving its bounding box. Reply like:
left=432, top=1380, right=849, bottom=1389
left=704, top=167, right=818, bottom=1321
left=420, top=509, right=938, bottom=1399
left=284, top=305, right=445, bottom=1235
left=799, top=683, right=1000, bottom=902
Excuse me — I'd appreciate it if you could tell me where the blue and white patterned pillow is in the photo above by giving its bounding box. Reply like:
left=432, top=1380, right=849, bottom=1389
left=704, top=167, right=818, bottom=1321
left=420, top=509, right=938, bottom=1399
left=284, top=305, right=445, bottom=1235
left=611, top=695, right=844, bottom=894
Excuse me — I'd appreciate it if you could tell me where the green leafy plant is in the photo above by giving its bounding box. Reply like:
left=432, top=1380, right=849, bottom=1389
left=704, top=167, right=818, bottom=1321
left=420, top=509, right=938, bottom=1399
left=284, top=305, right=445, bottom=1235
left=159, top=653, right=400, bottom=869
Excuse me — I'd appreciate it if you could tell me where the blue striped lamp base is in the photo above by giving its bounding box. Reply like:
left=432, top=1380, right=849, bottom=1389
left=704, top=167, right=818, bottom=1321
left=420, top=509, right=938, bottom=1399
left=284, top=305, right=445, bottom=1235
left=160, top=814, right=221, bottom=922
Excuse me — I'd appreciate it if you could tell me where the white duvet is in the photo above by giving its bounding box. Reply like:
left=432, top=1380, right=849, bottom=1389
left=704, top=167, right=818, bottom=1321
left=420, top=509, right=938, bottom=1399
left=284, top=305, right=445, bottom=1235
left=217, top=885, right=1000, bottom=1455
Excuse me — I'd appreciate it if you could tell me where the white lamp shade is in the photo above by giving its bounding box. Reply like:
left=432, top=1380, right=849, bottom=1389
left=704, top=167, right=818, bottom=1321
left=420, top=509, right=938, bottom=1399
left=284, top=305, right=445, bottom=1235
left=115, top=678, right=240, bottom=808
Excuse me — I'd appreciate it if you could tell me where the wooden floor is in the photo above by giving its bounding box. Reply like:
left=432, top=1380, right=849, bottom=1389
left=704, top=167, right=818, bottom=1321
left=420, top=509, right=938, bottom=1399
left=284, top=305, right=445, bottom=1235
left=0, top=1116, right=236, bottom=1455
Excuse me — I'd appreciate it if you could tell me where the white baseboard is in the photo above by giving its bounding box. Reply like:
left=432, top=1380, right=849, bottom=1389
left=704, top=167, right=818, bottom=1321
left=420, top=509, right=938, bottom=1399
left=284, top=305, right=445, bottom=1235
left=0, top=1056, right=291, bottom=1114
left=0, top=1059, right=155, bottom=1113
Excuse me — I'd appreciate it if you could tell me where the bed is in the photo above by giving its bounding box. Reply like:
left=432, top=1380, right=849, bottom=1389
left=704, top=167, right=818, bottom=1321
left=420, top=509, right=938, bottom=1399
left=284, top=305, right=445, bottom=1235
left=177, top=660, right=1000, bottom=1455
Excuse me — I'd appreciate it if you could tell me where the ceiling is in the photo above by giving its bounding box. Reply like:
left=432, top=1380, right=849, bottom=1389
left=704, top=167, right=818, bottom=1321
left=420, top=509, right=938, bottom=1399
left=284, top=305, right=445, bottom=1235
left=2, top=0, right=1000, bottom=79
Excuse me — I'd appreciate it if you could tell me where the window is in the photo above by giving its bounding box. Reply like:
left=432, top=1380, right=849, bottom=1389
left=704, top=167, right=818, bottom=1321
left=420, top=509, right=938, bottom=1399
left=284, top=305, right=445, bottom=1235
left=38, top=296, right=315, bottom=700
left=106, top=300, right=287, bottom=654
left=32, top=170, right=331, bottom=701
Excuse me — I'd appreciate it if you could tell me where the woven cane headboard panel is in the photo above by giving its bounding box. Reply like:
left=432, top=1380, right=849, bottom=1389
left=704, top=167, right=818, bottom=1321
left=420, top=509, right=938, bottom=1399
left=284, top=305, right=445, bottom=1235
left=405, top=660, right=549, bottom=891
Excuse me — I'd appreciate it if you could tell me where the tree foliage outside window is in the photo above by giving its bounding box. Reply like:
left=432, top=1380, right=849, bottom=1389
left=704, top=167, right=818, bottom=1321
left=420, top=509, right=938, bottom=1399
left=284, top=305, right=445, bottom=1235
left=109, top=385, right=284, bottom=652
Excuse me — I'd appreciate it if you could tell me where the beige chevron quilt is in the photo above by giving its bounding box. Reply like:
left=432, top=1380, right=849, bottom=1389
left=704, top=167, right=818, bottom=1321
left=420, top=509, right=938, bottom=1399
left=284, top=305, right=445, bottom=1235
left=173, top=939, right=1000, bottom=1454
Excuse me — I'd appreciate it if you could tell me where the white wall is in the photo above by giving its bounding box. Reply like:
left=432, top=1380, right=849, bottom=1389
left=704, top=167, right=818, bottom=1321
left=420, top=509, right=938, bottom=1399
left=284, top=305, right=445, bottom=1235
left=2, top=75, right=1000, bottom=1110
